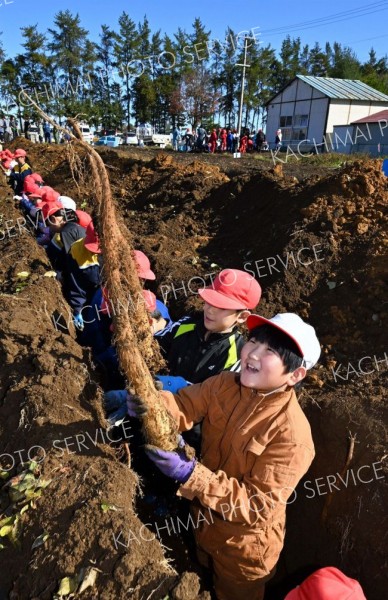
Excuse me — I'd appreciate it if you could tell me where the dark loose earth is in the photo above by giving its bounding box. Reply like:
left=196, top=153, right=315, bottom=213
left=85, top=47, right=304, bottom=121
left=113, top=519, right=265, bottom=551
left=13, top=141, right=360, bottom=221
left=0, top=140, right=386, bottom=599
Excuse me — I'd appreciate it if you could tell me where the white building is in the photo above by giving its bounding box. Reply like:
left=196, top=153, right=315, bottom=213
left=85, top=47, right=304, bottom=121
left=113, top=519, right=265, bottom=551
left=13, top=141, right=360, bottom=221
left=265, top=75, right=388, bottom=152
left=332, top=109, right=388, bottom=156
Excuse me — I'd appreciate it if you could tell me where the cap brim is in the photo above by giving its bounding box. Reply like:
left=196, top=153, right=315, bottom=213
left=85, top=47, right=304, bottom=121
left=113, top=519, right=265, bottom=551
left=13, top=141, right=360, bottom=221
left=84, top=242, right=101, bottom=254
left=247, top=314, right=304, bottom=357
left=139, top=269, right=156, bottom=281
left=198, top=288, right=247, bottom=310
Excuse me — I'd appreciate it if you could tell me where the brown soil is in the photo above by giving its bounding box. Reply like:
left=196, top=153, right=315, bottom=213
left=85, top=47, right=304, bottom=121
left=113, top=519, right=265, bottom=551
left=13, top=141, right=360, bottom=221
left=0, top=139, right=387, bottom=599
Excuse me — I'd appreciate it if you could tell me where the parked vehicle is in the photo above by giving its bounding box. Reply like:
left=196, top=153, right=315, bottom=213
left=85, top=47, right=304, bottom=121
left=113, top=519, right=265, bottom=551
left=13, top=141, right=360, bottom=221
left=80, top=126, right=93, bottom=144
left=136, top=124, right=171, bottom=147
left=95, top=135, right=121, bottom=148
left=27, top=124, right=39, bottom=143
left=124, top=132, right=138, bottom=146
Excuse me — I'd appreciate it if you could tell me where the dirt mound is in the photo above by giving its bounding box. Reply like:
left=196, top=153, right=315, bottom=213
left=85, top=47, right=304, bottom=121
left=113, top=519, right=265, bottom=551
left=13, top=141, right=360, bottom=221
left=0, top=180, right=206, bottom=599
left=1, top=143, right=387, bottom=599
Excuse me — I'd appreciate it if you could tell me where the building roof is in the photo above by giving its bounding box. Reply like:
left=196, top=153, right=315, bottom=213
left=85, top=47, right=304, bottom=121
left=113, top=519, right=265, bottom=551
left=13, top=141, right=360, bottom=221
left=297, top=75, right=388, bottom=101
left=266, top=75, right=388, bottom=105
left=351, top=109, right=388, bottom=124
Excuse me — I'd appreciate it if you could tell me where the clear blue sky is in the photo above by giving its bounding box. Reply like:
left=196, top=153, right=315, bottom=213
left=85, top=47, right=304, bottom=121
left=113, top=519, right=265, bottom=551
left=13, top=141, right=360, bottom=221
left=1, top=0, right=388, bottom=62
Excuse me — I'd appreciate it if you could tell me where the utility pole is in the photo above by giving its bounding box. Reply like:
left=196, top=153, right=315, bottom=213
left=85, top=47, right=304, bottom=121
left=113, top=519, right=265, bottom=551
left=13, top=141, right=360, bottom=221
left=236, top=35, right=251, bottom=139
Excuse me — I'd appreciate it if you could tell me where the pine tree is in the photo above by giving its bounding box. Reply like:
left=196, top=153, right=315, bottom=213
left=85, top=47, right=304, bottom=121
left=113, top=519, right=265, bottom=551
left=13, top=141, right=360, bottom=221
left=47, top=10, right=95, bottom=118
left=278, top=36, right=301, bottom=88
left=48, top=11, right=90, bottom=87
left=131, top=16, right=156, bottom=125
left=329, top=42, right=361, bottom=79
left=218, top=27, right=238, bottom=127
left=113, top=12, right=139, bottom=128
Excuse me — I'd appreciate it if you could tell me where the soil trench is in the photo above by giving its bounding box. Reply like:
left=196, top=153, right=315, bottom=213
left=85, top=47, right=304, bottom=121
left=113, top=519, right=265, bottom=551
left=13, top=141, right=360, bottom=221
left=0, top=141, right=387, bottom=599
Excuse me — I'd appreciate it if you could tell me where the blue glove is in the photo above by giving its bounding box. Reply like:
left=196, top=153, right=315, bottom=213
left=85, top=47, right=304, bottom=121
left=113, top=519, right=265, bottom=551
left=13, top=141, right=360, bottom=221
left=155, top=375, right=191, bottom=394
left=104, top=389, right=128, bottom=413
left=144, top=437, right=197, bottom=483
left=73, top=313, right=84, bottom=331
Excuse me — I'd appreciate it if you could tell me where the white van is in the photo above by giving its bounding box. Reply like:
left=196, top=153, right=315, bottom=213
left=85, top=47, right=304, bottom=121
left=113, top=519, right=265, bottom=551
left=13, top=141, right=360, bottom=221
left=80, top=125, right=93, bottom=144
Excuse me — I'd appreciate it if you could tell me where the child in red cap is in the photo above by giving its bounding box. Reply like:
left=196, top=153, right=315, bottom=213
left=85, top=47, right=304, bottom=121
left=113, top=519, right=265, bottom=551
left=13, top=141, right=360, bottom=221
left=64, top=221, right=102, bottom=332
left=157, top=269, right=261, bottom=385
left=9, top=148, right=32, bottom=197
left=105, top=269, right=261, bottom=430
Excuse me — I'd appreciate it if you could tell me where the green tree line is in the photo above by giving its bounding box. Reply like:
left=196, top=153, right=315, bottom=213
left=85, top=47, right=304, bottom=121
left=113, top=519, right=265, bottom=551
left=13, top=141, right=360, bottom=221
left=0, top=10, right=387, bottom=131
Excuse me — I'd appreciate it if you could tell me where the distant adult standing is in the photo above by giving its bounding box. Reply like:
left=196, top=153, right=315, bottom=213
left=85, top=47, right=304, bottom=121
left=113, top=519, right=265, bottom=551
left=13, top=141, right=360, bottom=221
left=0, top=115, right=5, bottom=142
left=232, top=129, right=239, bottom=153
left=256, top=129, right=265, bottom=152
left=43, top=121, right=51, bottom=143
left=4, top=117, right=12, bottom=142
left=23, top=118, right=30, bottom=139
left=172, top=127, right=181, bottom=151
left=10, top=116, right=18, bottom=139
left=275, top=128, right=282, bottom=151
left=38, top=122, right=44, bottom=143
left=196, top=124, right=207, bottom=151
left=184, top=129, right=194, bottom=152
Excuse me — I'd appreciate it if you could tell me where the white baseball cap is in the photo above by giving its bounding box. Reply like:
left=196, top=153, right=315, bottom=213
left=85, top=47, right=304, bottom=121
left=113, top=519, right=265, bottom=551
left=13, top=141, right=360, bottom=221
left=246, top=312, right=321, bottom=369
left=58, top=196, right=76, bottom=211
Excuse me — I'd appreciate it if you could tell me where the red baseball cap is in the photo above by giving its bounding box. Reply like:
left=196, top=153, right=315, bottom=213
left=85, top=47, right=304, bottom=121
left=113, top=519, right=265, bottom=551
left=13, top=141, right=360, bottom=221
left=41, top=186, right=60, bottom=203
left=23, top=180, right=42, bottom=196
left=76, top=209, right=92, bottom=228
left=198, top=269, right=261, bottom=310
left=134, top=250, right=156, bottom=280
left=84, top=221, right=101, bottom=254
left=143, top=290, right=157, bottom=312
left=285, top=567, right=366, bottom=600
left=30, top=172, right=44, bottom=183
left=41, top=201, right=63, bottom=220
left=13, top=148, right=27, bottom=159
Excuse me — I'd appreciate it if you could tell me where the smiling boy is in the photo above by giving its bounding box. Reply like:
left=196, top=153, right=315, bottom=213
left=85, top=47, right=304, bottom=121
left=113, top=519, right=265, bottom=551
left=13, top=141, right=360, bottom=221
left=128, top=313, right=320, bottom=600
left=105, top=268, right=261, bottom=414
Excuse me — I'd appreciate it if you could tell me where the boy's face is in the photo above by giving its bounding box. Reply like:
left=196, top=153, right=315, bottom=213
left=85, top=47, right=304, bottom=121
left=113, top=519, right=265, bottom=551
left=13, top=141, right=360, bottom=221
left=240, top=338, right=306, bottom=392
left=48, top=215, right=64, bottom=232
left=203, top=301, right=249, bottom=333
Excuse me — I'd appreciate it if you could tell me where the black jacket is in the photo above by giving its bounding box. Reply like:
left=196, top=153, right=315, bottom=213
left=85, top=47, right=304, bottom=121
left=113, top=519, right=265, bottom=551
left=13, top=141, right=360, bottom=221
left=157, top=315, right=244, bottom=384
left=63, top=238, right=102, bottom=315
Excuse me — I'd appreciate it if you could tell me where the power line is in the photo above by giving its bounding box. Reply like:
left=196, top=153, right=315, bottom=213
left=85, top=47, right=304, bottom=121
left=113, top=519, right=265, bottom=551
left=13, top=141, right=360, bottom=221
left=349, top=33, right=388, bottom=45
left=259, top=1, right=388, bottom=36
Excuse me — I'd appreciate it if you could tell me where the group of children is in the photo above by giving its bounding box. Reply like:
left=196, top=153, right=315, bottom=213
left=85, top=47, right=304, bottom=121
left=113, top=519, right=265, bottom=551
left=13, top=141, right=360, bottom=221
left=2, top=146, right=366, bottom=600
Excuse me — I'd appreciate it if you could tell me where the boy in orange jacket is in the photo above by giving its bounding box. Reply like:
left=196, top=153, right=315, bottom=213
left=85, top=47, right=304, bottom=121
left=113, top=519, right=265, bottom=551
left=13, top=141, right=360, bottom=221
left=127, top=312, right=320, bottom=600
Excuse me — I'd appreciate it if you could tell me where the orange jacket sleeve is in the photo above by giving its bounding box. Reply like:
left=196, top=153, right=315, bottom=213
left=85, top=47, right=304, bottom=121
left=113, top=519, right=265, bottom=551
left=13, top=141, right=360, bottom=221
left=159, top=376, right=218, bottom=431
left=177, top=442, right=314, bottom=526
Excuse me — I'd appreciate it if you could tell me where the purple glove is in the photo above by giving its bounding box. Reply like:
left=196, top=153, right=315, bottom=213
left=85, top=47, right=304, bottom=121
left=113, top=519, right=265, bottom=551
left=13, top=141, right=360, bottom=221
left=144, top=437, right=197, bottom=483
left=126, top=393, right=148, bottom=418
